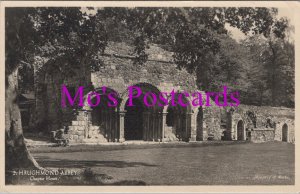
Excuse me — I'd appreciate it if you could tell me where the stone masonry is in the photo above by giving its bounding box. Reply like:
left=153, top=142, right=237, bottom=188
left=34, top=42, right=295, bottom=144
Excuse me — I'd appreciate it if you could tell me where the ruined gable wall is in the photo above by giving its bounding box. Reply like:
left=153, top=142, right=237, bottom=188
left=91, top=42, right=197, bottom=94
left=34, top=57, right=91, bottom=133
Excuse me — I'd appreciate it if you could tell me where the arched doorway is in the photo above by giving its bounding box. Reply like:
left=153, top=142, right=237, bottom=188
left=197, top=106, right=204, bottom=141
left=165, top=92, right=192, bottom=142
left=124, top=98, right=144, bottom=140
left=123, top=83, right=163, bottom=141
left=282, top=123, right=288, bottom=142
left=90, top=87, right=120, bottom=142
left=237, top=120, right=244, bottom=140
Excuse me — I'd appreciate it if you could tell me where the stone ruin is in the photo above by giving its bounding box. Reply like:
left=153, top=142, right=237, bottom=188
left=32, top=42, right=295, bottom=144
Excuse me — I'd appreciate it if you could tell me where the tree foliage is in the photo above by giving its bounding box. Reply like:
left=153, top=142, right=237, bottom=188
left=242, top=35, right=294, bottom=107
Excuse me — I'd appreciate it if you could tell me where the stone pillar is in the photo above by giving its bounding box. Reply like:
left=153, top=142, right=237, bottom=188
left=142, top=112, right=146, bottom=141
left=226, top=111, right=233, bottom=140
left=149, top=112, right=153, bottom=141
left=181, top=113, right=185, bottom=141
left=154, top=112, right=160, bottom=142
left=105, top=110, right=111, bottom=141
left=114, top=109, right=119, bottom=142
left=189, top=112, right=197, bottom=142
left=110, top=110, right=113, bottom=142
left=161, top=111, right=167, bottom=142
left=85, top=110, right=92, bottom=138
left=231, top=118, right=236, bottom=141
left=102, top=110, right=107, bottom=138
left=179, top=112, right=184, bottom=141
left=175, top=113, right=180, bottom=140
left=113, top=110, right=118, bottom=142
left=118, top=111, right=126, bottom=142
left=152, top=112, right=156, bottom=141
left=157, top=113, right=161, bottom=142
left=144, top=111, right=150, bottom=141
left=185, top=113, right=188, bottom=141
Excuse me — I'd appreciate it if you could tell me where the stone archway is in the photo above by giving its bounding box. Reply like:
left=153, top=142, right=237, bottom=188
left=89, top=87, right=121, bottom=142
left=237, top=120, right=244, bottom=140
left=121, top=83, right=163, bottom=141
left=165, top=92, right=192, bottom=142
left=282, top=123, right=288, bottom=142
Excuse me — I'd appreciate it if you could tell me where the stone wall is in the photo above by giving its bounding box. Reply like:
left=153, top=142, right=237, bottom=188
left=91, top=42, right=196, bottom=94
left=67, top=111, right=108, bottom=143
left=202, top=106, right=223, bottom=141
left=33, top=41, right=295, bottom=144
left=65, top=42, right=224, bottom=143
left=34, top=56, right=91, bottom=133
left=251, top=129, right=275, bottom=143
left=225, top=105, right=294, bottom=143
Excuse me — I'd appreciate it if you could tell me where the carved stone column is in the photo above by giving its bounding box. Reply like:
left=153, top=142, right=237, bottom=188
left=118, top=111, right=126, bottom=142
left=107, top=110, right=112, bottom=142
left=84, top=110, right=92, bottom=139
left=144, top=111, right=151, bottom=141
left=189, top=112, right=197, bottom=142
left=152, top=112, right=156, bottom=141
left=161, top=111, right=168, bottom=142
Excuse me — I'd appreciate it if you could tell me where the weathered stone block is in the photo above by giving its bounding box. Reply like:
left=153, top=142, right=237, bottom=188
left=76, top=116, right=85, bottom=121
left=77, top=130, right=84, bottom=136
left=72, top=121, right=78, bottom=126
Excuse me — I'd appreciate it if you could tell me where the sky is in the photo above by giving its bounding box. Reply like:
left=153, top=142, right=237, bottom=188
left=227, top=7, right=295, bottom=41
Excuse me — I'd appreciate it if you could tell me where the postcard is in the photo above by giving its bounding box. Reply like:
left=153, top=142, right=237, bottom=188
left=1, top=1, right=299, bottom=193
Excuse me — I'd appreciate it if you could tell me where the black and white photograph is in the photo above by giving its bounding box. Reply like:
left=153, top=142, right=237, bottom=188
left=2, top=1, right=298, bottom=191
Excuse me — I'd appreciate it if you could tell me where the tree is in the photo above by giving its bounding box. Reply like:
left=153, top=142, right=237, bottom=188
left=5, top=8, right=41, bottom=181
left=5, top=7, right=108, bottom=182
left=202, top=34, right=256, bottom=104
left=242, top=34, right=294, bottom=107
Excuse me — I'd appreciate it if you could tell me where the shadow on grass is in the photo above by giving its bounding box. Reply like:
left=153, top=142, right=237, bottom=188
left=35, top=156, right=157, bottom=169
left=29, top=140, right=251, bottom=153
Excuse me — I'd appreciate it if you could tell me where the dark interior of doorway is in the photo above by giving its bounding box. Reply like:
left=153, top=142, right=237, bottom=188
left=125, top=98, right=144, bottom=140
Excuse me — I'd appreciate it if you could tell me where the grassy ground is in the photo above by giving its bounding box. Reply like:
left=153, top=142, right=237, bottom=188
left=30, top=141, right=294, bottom=185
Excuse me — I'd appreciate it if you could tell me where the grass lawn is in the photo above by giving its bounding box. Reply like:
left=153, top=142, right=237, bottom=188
left=31, top=141, right=294, bottom=185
